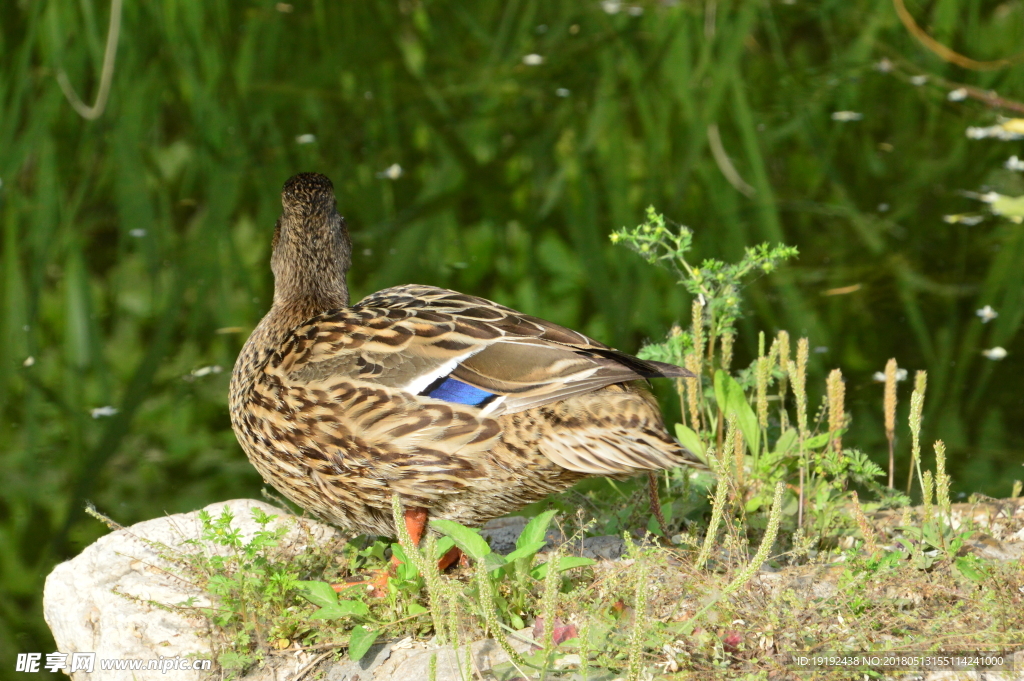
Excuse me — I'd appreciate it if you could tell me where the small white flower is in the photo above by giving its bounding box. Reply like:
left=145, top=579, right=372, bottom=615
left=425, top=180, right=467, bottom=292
left=129, top=229, right=146, bottom=237
left=976, top=305, right=998, bottom=323
left=831, top=111, right=863, bottom=122
left=910, top=75, right=928, bottom=86
left=872, top=369, right=908, bottom=383
left=1006, top=155, right=1024, bottom=171
left=601, top=0, right=622, bottom=13
left=874, top=58, right=894, bottom=73
left=191, top=365, right=223, bottom=378
left=943, top=214, right=984, bottom=226
left=522, top=54, right=544, bottom=66
left=982, top=347, right=1007, bottom=360
left=295, top=134, right=317, bottom=145
left=555, top=88, right=570, bottom=97
left=91, top=406, right=118, bottom=418
left=376, top=163, right=403, bottom=180
left=947, top=88, right=968, bottom=102
left=966, top=123, right=1024, bottom=141
left=979, top=191, right=1001, bottom=204
left=23, top=356, right=34, bottom=367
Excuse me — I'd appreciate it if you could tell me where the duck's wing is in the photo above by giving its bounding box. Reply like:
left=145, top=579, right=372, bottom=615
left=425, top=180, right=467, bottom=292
left=273, top=285, right=692, bottom=418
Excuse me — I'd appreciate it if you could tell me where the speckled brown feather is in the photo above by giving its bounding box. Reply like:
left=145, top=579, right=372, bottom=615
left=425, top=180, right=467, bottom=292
left=230, top=173, right=705, bottom=537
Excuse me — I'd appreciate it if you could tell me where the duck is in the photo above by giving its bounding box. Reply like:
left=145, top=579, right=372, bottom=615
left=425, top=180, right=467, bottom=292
left=229, top=172, right=704, bottom=565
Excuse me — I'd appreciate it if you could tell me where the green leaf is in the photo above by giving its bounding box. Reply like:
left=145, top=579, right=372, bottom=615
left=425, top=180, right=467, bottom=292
left=803, top=430, right=843, bottom=449
left=433, top=536, right=456, bottom=561
left=715, top=370, right=760, bottom=458
left=504, top=540, right=547, bottom=564
left=674, top=423, right=706, bottom=462
left=713, top=370, right=727, bottom=416
left=430, top=518, right=492, bottom=562
left=390, top=543, right=420, bottom=580
left=772, top=428, right=797, bottom=457
left=295, top=581, right=339, bottom=609
left=954, top=555, right=989, bottom=583
left=484, top=552, right=508, bottom=572
left=391, top=542, right=410, bottom=564
left=407, top=602, right=429, bottom=616
left=310, top=599, right=371, bottom=621
left=517, top=510, right=557, bottom=550
left=530, top=555, right=596, bottom=580
left=348, top=625, right=380, bottom=661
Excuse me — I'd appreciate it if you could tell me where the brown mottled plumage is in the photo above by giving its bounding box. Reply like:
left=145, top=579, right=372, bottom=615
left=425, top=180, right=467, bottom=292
left=229, top=173, right=705, bottom=539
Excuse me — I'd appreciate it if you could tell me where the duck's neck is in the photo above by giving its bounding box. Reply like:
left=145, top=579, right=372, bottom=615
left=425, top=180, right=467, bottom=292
left=270, top=211, right=352, bottom=312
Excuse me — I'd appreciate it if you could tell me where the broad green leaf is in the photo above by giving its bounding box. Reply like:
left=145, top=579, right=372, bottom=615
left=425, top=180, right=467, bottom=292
left=802, top=429, right=846, bottom=450
left=503, top=540, right=547, bottom=563
left=483, top=552, right=507, bottom=572
left=390, top=543, right=419, bottom=580
left=348, top=625, right=380, bottom=661
left=772, top=428, right=797, bottom=456
left=715, top=370, right=760, bottom=458
left=295, top=581, right=339, bottom=609
left=517, top=510, right=557, bottom=550
left=674, top=423, right=706, bottom=462
left=310, top=599, right=371, bottom=621
left=433, top=536, right=456, bottom=561
left=430, top=518, right=492, bottom=561
left=530, top=556, right=596, bottom=580
left=713, top=370, right=727, bottom=415
left=391, top=542, right=410, bottom=564
left=954, top=555, right=989, bottom=583
left=407, top=602, right=429, bottom=616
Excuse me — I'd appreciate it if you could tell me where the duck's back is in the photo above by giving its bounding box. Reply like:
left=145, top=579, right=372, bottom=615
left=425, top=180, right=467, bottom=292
left=230, top=282, right=701, bottom=536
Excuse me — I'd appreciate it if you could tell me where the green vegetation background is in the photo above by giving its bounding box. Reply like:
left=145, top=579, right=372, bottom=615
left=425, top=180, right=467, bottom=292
left=2, top=0, right=1023, bottom=669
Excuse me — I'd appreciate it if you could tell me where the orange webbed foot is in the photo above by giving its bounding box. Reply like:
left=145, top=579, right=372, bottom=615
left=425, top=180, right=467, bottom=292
left=333, top=507, right=469, bottom=595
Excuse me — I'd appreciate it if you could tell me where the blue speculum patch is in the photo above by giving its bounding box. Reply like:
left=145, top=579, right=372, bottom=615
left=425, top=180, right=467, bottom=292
left=423, top=377, right=496, bottom=407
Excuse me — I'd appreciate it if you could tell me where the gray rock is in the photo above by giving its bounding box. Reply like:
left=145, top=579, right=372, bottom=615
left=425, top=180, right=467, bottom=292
left=480, top=515, right=630, bottom=560
left=480, top=516, right=565, bottom=555
left=370, top=633, right=535, bottom=681
left=43, top=499, right=340, bottom=681
left=324, top=642, right=392, bottom=680
left=579, top=535, right=626, bottom=561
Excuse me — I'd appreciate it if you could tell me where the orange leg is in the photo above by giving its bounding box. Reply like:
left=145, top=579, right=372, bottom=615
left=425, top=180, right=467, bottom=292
left=437, top=545, right=463, bottom=572
left=332, top=507, right=433, bottom=596
left=332, top=507, right=467, bottom=596
left=395, top=507, right=429, bottom=569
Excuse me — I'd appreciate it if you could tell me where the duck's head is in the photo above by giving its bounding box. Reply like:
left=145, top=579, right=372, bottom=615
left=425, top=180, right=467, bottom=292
left=271, top=173, right=352, bottom=307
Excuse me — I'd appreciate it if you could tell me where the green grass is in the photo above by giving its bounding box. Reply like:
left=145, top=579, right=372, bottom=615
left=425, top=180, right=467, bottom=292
left=3, top=0, right=1024, bottom=669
